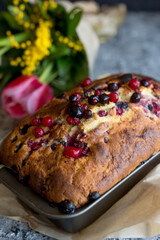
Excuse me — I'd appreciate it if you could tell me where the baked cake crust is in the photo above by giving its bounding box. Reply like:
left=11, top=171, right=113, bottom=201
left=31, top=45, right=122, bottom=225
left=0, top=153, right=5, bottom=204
left=1, top=73, right=160, bottom=211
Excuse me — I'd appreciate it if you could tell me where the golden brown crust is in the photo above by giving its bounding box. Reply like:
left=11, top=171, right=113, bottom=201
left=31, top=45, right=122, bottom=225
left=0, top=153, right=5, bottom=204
left=1, top=73, right=160, bottom=208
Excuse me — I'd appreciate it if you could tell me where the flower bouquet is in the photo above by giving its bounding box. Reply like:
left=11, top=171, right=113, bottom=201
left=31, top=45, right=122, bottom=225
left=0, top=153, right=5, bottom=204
left=0, top=0, right=90, bottom=118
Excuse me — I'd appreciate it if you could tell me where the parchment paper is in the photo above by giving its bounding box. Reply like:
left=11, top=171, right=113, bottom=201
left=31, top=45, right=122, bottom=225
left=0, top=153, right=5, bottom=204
left=0, top=163, right=160, bottom=239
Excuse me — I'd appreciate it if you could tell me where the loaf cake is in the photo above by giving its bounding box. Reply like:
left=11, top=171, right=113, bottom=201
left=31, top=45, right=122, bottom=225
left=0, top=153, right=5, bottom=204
left=1, top=73, right=160, bottom=214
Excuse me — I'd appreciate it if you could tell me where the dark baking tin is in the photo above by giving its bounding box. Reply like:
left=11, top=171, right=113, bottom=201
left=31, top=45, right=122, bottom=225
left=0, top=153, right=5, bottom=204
left=0, top=151, right=160, bottom=233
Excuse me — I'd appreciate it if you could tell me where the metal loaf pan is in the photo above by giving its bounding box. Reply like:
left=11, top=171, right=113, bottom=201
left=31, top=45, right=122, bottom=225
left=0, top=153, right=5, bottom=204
left=0, top=151, right=160, bottom=233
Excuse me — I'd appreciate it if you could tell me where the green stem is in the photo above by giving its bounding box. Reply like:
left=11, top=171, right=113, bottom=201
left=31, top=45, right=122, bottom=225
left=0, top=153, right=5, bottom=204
left=45, top=72, right=58, bottom=84
left=37, top=0, right=48, bottom=19
left=0, top=32, right=31, bottom=47
left=0, top=46, right=10, bottom=56
left=39, top=63, right=54, bottom=84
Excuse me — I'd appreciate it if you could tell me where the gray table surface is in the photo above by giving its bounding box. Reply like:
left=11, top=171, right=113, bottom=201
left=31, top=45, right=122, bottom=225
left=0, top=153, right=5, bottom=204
left=0, top=12, right=160, bottom=240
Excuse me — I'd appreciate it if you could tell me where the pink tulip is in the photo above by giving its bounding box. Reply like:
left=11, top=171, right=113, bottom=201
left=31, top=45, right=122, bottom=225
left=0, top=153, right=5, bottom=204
left=1, top=75, right=54, bottom=119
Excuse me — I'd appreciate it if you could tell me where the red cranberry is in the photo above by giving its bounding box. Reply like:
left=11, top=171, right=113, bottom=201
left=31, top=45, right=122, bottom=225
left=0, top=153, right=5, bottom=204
left=109, top=92, right=119, bottom=103
left=108, top=83, right=119, bottom=92
left=34, top=127, right=44, bottom=138
left=69, top=92, right=81, bottom=102
left=80, top=134, right=87, bottom=139
left=31, top=142, right=40, bottom=150
left=129, top=78, right=140, bottom=90
left=153, top=84, right=160, bottom=90
left=153, top=102, right=160, bottom=111
left=95, top=90, right=101, bottom=96
left=116, top=108, right=123, bottom=116
left=98, top=111, right=108, bottom=117
left=40, top=138, right=48, bottom=145
left=103, top=86, right=108, bottom=91
left=82, top=78, right=92, bottom=87
left=81, top=104, right=88, bottom=110
left=66, top=116, right=80, bottom=125
left=130, top=92, right=141, bottom=103
left=64, top=146, right=82, bottom=159
left=31, top=118, right=41, bottom=126
left=76, top=83, right=82, bottom=87
left=73, top=141, right=89, bottom=156
left=153, top=102, right=160, bottom=117
left=73, top=140, right=86, bottom=149
left=73, top=101, right=81, bottom=106
left=42, top=117, right=53, bottom=127
left=27, top=139, right=33, bottom=147
left=74, top=92, right=81, bottom=100
left=146, top=78, right=152, bottom=86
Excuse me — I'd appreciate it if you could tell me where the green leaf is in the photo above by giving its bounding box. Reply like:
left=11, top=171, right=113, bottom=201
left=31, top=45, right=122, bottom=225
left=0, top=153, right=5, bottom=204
left=0, top=15, right=10, bottom=36
left=48, top=4, right=68, bottom=35
left=37, top=0, right=48, bottom=19
left=37, top=0, right=43, bottom=11
left=8, top=5, right=31, bottom=23
left=51, top=80, right=66, bottom=89
left=0, top=12, right=23, bottom=31
left=0, top=72, right=12, bottom=91
left=50, top=50, right=89, bottom=96
left=2, top=0, right=12, bottom=5
left=0, top=32, right=31, bottom=47
left=43, top=71, right=58, bottom=84
left=51, top=46, right=71, bottom=58
left=56, top=57, right=71, bottom=77
left=67, top=7, right=83, bottom=37
left=0, top=46, right=10, bottom=56
left=39, top=62, right=54, bottom=84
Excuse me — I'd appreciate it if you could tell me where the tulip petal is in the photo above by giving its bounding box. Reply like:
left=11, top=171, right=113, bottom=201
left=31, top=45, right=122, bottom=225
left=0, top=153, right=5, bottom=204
left=1, top=75, right=54, bottom=119
left=4, top=102, right=27, bottom=119
left=2, top=75, right=41, bottom=100
left=26, top=85, right=53, bottom=114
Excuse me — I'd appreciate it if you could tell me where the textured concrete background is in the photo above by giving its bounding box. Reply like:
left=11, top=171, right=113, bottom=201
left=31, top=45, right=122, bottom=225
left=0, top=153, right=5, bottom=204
left=0, top=12, right=160, bottom=239
left=92, top=12, right=160, bottom=81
